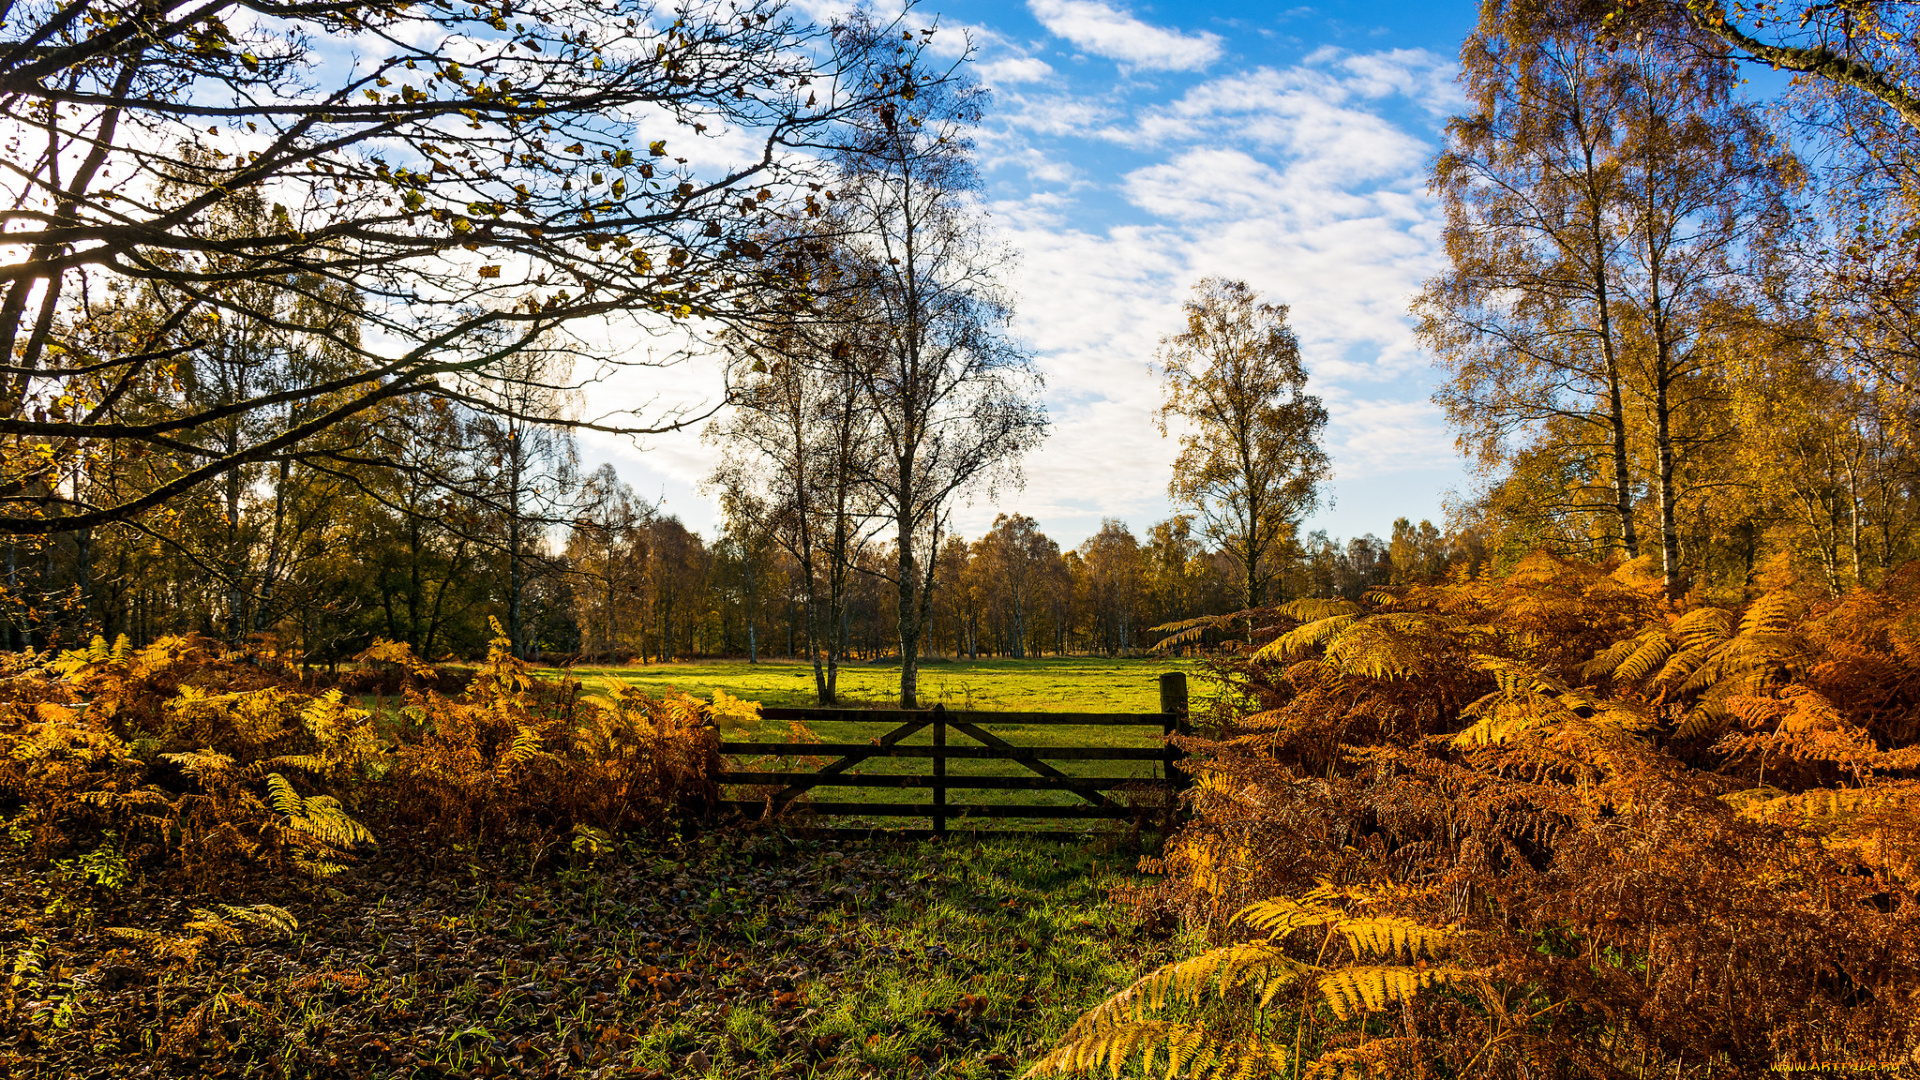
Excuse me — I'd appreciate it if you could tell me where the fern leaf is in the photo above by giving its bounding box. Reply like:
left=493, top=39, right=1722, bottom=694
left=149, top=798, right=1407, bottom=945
left=1672, top=701, right=1727, bottom=740
left=495, top=726, right=543, bottom=777
left=216, top=904, right=299, bottom=940
left=1060, top=943, right=1305, bottom=1039
left=1255, top=614, right=1361, bottom=663
left=162, top=748, right=242, bottom=783
left=1671, top=606, right=1735, bottom=648
left=265, top=753, right=335, bottom=775
left=1235, top=897, right=1341, bottom=939
left=1277, top=598, right=1366, bottom=624
left=1151, top=614, right=1230, bottom=652
left=291, top=855, right=348, bottom=878
left=1738, top=591, right=1800, bottom=638
left=103, top=927, right=168, bottom=950
left=1614, top=630, right=1674, bottom=684
left=289, top=795, right=375, bottom=848
left=1303, top=1037, right=1425, bottom=1080
left=1652, top=640, right=1721, bottom=691
left=183, top=908, right=247, bottom=944
left=1334, top=917, right=1454, bottom=960
left=105, top=927, right=203, bottom=966
left=264, top=773, right=303, bottom=817
left=1317, top=966, right=1467, bottom=1020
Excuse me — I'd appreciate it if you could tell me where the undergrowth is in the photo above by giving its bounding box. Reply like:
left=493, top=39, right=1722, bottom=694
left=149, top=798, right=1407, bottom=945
left=1039, top=553, right=1920, bottom=1078
left=0, top=619, right=724, bottom=900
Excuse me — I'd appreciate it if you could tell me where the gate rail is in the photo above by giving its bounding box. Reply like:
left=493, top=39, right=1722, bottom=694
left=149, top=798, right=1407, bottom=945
left=718, top=672, right=1191, bottom=836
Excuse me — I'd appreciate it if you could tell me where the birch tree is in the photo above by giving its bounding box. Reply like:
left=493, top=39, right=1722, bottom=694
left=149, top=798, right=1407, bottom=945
left=1157, top=278, right=1328, bottom=612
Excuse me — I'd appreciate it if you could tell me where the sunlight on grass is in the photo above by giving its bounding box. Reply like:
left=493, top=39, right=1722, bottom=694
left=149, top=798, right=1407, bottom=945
left=555, top=655, right=1196, bottom=712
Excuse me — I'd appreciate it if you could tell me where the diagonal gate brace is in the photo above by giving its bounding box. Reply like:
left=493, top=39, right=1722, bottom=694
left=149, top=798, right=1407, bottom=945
left=943, top=718, right=1124, bottom=811
left=765, top=716, right=932, bottom=812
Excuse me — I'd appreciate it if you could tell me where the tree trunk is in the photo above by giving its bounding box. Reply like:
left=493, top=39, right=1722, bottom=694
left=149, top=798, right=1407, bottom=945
left=896, top=512, right=919, bottom=708
left=1653, top=346, right=1681, bottom=596
left=507, top=429, right=526, bottom=658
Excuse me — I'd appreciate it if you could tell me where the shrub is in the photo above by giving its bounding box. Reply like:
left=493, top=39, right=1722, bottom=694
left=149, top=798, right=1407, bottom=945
left=1069, top=553, right=1920, bottom=1077
left=382, top=621, right=720, bottom=839
left=0, top=635, right=381, bottom=886
left=0, top=622, right=723, bottom=894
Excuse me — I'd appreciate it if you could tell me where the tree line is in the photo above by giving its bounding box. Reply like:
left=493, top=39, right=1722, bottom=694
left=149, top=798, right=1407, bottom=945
left=0, top=0, right=1365, bottom=710
left=21, top=0, right=1917, bottom=710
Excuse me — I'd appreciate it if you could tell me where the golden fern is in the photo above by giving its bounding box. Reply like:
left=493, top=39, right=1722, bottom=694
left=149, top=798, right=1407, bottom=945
left=290, top=854, right=348, bottom=878
left=1026, top=1020, right=1293, bottom=1079
left=1153, top=614, right=1230, bottom=652
left=104, top=926, right=206, bottom=967
left=1585, top=625, right=1676, bottom=685
left=355, top=638, right=440, bottom=681
left=161, top=748, right=242, bottom=783
left=1585, top=594, right=1799, bottom=739
left=109, top=904, right=297, bottom=968
left=1318, top=966, right=1462, bottom=1020
left=194, top=903, right=298, bottom=941
left=1452, top=657, right=1652, bottom=748
left=261, top=753, right=338, bottom=775
left=1033, top=889, right=1473, bottom=1079
left=1722, top=779, right=1920, bottom=879
left=1328, top=614, right=1465, bottom=680
left=1070, top=943, right=1307, bottom=1032
left=265, top=772, right=375, bottom=850
left=291, top=795, right=374, bottom=848
left=1335, top=917, right=1454, bottom=960
left=495, top=725, right=545, bottom=776
left=46, top=634, right=129, bottom=678
left=1255, top=613, right=1363, bottom=664
left=264, top=772, right=303, bottom=818
left=1724, top=784, right=1914, bottom=827
left=705, top=688, right=761, bottom=734
left=1302, top=1037, right=1425, bottom=1080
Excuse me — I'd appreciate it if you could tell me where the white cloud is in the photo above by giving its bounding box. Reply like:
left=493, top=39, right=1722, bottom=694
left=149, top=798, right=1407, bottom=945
left=962, top=47, right=1459, bottom=543
left=1118, top=60, right=1444, bottom=186
left=1338, top=49, right=1465, bottom=114
left=976, top=56, right=1058, bottom=86
left=577, top=39, right=1468, bottom=547
left=994, top=89, right=1124, bottom=138
left=1028, top=0, right=1223, bottom=72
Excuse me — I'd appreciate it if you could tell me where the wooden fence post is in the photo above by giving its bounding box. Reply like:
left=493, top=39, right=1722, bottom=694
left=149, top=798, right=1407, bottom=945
left=1159, top=672, right=1190, bottom=798
left=932, top=703, right=947, bottom=837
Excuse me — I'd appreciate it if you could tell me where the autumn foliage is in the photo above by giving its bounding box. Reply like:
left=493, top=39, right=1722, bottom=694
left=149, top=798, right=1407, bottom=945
left=0, top=623, right=722, bottom=892
left=1065, top=553, right=1920, bottom=1077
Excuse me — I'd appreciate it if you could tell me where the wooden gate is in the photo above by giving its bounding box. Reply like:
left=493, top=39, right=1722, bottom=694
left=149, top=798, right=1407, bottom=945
left=717, top=672, right=1191, bottom=837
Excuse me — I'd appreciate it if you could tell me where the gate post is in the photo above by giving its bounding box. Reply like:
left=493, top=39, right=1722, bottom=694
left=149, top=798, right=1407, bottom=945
left=932, top=703, right=948, bottom=837
left=1159, top=672, right=1190, bottom=798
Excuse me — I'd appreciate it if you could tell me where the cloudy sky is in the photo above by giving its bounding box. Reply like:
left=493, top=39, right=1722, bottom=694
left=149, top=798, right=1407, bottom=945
left=580, top=0, right=1482, bottom=548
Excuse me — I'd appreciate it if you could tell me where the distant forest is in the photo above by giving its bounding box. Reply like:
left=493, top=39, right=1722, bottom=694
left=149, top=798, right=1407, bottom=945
left=6, top=469, right=1463, bottom=666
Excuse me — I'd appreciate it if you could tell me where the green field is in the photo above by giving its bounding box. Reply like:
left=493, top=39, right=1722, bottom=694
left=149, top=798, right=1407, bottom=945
left=555, top=655, right=1194, bottom=713
left=552, top=657, right=1203, bottom=830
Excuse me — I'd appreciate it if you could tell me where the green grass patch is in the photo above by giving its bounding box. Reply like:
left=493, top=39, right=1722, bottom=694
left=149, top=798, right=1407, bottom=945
left=561, top=656, right=1195, bottom=714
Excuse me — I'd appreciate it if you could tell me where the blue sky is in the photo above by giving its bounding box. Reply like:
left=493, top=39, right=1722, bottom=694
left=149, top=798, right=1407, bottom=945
left=581, top=0, right=1485, bottom=547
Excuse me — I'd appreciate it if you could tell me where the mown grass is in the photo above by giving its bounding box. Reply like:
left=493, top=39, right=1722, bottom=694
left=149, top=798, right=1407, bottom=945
left=555, top=657, right=1204, bottom=830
